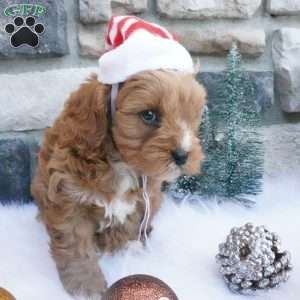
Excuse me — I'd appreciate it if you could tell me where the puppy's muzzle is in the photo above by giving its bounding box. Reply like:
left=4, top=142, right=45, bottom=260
left=171, top=148, right=188, bottom=166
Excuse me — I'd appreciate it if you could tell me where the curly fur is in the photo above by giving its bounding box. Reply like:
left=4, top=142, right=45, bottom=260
left=31, top=70, right=206, bottom=299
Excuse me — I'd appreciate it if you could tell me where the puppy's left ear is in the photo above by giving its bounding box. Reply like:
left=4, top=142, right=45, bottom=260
left=57, top=74, right=110, bottom=157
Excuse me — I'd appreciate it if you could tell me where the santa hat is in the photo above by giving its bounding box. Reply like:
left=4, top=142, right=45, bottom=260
left=98, top=16, right=194, bottom=84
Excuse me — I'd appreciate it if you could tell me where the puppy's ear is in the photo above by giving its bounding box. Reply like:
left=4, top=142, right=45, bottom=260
left=57, top=74, right=109, bottom=158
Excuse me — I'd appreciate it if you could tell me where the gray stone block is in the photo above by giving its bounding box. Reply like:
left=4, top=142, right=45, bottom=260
left=267, top=0, right=300, bottom=16
left=0, top=138, right=31, bottom=204
left=78, top=24, right=106, bottom=57
left=176, top=28, right=266, bottom=57
left=198, top=72, right=274, bottom=113
left=79, top=0, right=147, bottom=24
left=262, top=124, right=300, bottom=177
left=27, top=131, right=43, bottom=179
left=111, top=0, right=148, bottom=14
left=0, top=67, right=96, bottom=132
left=157, top=0, right=262, bottom=19
left=79, top=0, right=111, bottom=24
left=0, top=0, right=68, bottom=58
left=272, top=28, right=300, bottom=112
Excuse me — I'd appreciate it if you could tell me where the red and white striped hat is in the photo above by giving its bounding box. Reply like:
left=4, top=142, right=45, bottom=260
left=98, top=16, right=194, bottom=84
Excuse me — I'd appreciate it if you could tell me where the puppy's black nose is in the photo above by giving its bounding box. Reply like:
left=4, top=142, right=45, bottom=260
left=171, top=148, right=188, bottom=166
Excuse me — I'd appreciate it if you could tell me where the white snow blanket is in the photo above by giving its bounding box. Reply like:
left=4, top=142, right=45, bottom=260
left=0, top=175, right=299, bottom=300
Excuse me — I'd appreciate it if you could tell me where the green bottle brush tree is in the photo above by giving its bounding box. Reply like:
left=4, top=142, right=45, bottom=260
left=169, top=43, right=264, bottom=204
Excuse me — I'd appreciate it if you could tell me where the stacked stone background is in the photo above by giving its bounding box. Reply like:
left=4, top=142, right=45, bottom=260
left=0, top=0, right=300, bottom=203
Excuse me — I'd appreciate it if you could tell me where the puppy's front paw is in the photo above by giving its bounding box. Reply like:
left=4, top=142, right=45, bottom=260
left=59, top=261, right=107, bottom=300
left=71, top=277, right=107, bottom=300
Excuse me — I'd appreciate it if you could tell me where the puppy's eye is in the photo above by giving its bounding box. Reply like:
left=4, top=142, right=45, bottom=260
left=140, top=110, right=160, bottom=126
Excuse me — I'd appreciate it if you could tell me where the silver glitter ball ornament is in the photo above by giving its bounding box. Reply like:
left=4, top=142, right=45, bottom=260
left=216, top=223, right=292, bottom=294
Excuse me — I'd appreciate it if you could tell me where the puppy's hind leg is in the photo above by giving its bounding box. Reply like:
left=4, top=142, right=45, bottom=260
left=49, top=210, right=107, bottom=300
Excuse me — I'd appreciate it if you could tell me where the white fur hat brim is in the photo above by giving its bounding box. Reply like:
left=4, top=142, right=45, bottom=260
left=98, top=30, right=194, bottom=84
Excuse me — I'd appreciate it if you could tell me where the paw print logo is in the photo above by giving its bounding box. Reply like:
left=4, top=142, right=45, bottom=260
left=5, top=16, right=45, bottom=48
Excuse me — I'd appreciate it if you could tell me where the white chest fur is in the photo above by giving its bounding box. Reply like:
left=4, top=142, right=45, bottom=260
left=65, top=162, right=139, bottom=230
left=105, top=162, right=139, bottom=224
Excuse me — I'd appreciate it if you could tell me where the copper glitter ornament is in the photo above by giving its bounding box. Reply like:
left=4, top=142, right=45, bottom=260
left=102, top=274, right=178, bottom=300
left=0, top=287, right=16, bottom=300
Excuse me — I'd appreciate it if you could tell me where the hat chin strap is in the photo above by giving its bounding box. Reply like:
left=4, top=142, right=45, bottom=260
left=110, top=83, right=119, bottom=116
left=109, top=83, right=151, bottom=245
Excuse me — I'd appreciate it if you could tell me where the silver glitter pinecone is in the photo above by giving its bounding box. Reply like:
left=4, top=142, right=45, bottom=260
left=216, top=223, right=292, bottom=294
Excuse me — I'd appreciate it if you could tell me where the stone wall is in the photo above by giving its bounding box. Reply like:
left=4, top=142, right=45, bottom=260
left=0, top=0, right=300, bottom=203
left=0, top=0, right=300, bottom=115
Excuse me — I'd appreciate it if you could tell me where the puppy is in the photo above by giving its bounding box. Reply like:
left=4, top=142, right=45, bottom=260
left=31, top=70, right=206, bottom=299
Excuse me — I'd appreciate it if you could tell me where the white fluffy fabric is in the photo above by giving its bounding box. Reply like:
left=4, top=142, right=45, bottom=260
left=0, top=175, right=299, bottom=300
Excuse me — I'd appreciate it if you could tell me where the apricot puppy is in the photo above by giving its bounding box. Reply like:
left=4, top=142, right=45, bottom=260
left=31, top=16, right=206, bottom=300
